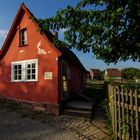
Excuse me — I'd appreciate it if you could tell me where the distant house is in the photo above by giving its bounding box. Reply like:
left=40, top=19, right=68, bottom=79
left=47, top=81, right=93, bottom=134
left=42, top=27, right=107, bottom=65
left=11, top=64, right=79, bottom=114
left=104, top=68, right=121, bottom=80
left=89, top=69, right=101, bottom=80
left=0, top=3, right=87, bottom=115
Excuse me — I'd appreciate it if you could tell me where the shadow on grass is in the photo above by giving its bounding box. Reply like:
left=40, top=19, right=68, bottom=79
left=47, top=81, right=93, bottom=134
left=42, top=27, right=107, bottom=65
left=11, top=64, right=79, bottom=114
left=84, top=80, right=105, bottom=105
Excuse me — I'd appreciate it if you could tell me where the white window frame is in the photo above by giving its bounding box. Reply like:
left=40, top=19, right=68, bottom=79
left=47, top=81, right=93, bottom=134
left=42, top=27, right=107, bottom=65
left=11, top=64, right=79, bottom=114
left=11, top=63, right=23, bottom=82
left=11, top=59, right=38, bottom=82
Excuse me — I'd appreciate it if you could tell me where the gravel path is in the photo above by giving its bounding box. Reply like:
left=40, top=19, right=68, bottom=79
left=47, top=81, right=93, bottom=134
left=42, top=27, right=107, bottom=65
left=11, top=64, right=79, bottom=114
left=0, top=109, right=79, bottom=140
left=0, top=109, right=110, bottom=140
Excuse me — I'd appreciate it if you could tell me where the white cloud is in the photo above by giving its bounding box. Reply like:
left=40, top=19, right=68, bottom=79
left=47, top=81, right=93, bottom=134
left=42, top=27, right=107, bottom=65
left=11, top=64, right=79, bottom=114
left=0, top=29, right=8, bottom=38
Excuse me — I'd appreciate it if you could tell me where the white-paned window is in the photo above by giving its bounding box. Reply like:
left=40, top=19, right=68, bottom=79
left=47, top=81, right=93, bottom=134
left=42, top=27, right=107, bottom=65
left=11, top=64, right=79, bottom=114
left=20, top=28, right=27, bottom=46
left=26, top=62, right=37, bottom=81
left=13, top=64, right=22, bottom=81
left=11, top=59, right=38, bottom=82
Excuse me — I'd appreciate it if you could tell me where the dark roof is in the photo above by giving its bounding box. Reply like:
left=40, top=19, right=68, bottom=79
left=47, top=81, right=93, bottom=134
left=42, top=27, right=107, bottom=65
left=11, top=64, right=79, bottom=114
left=106, top=68, right=121, bottom=77
left=58, top=46, right=86, bottom=72
left=43, top=31, right=86, bottom=71
left=90, top=69, right=101, bottom=73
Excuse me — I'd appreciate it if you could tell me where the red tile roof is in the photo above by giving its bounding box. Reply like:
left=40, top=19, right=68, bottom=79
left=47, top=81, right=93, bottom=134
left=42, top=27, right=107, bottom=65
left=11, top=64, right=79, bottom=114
left=106, top=68, right=121, bottom=77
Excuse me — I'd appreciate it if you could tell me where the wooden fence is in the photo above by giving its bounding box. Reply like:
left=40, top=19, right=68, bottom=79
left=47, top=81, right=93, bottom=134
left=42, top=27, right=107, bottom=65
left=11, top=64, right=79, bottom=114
left=107, top=83, right=140, bottom=140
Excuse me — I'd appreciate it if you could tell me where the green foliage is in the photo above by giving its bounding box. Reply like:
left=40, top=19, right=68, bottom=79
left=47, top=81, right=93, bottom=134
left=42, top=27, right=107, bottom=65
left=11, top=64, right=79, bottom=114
left=0, top=98, right=52, bottom=122
left=120, top=118, right=130, bottom=136
left=34, top=0, right=140, bottom=63
left=101, top=99, right=113, bottom=135
left=122, top=67, right=140, bottom=80
left=0, top=99, right=23, bottom=111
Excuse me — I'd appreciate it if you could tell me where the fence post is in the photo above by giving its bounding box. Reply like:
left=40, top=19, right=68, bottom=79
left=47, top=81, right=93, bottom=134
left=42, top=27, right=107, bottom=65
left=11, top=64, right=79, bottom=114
left=130, top=89, right=134, bottom=140
left=108, top=84, right=115, bottom=138
left=135, top=89, right=139, bottom=140
left=121, top=88, right=125, bottom=140
left=114, top=86, right=118, bottom=139
left=125, top=88, right=130, bottom=140
left=117, top=86, right=121, bottom=140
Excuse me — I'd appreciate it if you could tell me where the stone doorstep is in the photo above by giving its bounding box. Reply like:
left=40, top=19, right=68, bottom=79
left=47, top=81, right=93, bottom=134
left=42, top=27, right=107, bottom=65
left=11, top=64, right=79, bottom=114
left=63, top=109, right=91, bottom=118
left=66, top=100, right=93, bottom=110
left=64, top=109, right=91, bottom=114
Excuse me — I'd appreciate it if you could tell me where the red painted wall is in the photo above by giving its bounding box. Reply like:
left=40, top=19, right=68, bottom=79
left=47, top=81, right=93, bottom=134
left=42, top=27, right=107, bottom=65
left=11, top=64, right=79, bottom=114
left=0, top=9, right=60, bottom=105
left=0, top=5, right=87, bottom=107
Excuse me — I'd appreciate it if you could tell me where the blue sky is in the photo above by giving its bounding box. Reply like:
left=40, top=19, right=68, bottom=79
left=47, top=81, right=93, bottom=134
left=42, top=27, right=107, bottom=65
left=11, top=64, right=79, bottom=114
left=0, top=0, right=140, bottom=70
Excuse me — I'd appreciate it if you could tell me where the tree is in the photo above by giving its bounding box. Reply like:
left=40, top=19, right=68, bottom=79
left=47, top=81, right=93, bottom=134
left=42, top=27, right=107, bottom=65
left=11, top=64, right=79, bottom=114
left=122, top=67, right=140, bottom=80
left=34, top=0, right=140, bottom=63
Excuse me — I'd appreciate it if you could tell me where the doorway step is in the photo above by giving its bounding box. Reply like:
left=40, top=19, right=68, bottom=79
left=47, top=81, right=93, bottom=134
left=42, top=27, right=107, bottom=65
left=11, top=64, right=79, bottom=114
left=62, top=100, right=94, bottom=119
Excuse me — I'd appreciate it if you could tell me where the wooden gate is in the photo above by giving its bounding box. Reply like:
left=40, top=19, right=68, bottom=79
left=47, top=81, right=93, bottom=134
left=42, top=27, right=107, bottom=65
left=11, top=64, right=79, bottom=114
left=108, top=84, right=140, bottom=140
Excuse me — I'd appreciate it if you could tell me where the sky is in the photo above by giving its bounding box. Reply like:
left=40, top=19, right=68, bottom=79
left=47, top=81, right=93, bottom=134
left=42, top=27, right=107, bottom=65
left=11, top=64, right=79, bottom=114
left=0, top=0, right=140, bottom=71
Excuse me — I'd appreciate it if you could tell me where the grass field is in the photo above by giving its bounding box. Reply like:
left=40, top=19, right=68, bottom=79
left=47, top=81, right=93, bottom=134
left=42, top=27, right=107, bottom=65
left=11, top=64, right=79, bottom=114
left=84, top=79, right=105, bottom=104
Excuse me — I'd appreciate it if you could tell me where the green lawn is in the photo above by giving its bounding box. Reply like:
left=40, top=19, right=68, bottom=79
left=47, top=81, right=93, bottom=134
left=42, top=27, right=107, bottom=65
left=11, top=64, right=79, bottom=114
left=84, top=79, right=105, bottom=104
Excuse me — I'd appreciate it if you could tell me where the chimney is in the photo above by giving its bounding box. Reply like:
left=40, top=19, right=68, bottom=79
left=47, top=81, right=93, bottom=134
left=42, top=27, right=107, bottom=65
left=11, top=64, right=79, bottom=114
left=51, top=31, right=58, bottom=38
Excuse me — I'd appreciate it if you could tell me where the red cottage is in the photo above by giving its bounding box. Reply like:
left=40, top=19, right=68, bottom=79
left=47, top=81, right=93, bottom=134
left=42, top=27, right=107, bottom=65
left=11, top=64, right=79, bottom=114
left=104, top=68, right=122, bottom=80
left=0, top=3, right=87, bottom=114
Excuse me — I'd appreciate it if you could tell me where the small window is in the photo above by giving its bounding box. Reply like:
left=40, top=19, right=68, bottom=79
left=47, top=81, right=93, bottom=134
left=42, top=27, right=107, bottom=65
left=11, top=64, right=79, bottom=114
left=11, top=59, right=38, bottom=82
left=19, top=28, right=27, bottom=46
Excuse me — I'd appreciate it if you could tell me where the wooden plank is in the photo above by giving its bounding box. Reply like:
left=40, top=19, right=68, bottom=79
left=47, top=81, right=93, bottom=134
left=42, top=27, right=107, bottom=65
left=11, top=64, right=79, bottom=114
left=121, top=88, right=125, bottom=140
left=130, top=89, right=134, bottom=140
left=125, top=88, right=130, bottom=140
left=108, top=84, right=115, bottom=137
left=114, top=87, right=118, bottom=140
left=109, top=84, right=115, bottom=134
left=135, top=90, right=139, bottom=140
left=118, top=87, right=121, bottom=140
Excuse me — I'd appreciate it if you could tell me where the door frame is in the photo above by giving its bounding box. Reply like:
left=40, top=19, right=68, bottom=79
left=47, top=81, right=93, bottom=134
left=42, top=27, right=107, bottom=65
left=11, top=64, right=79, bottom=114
left=61, top=60, right=69, bottom=101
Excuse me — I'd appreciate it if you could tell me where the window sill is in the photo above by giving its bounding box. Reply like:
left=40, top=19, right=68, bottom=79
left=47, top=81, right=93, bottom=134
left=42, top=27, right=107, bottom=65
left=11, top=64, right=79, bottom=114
left=11, top=80, right=38, bottom=83
left=19, top=44, right=28, bottom=47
